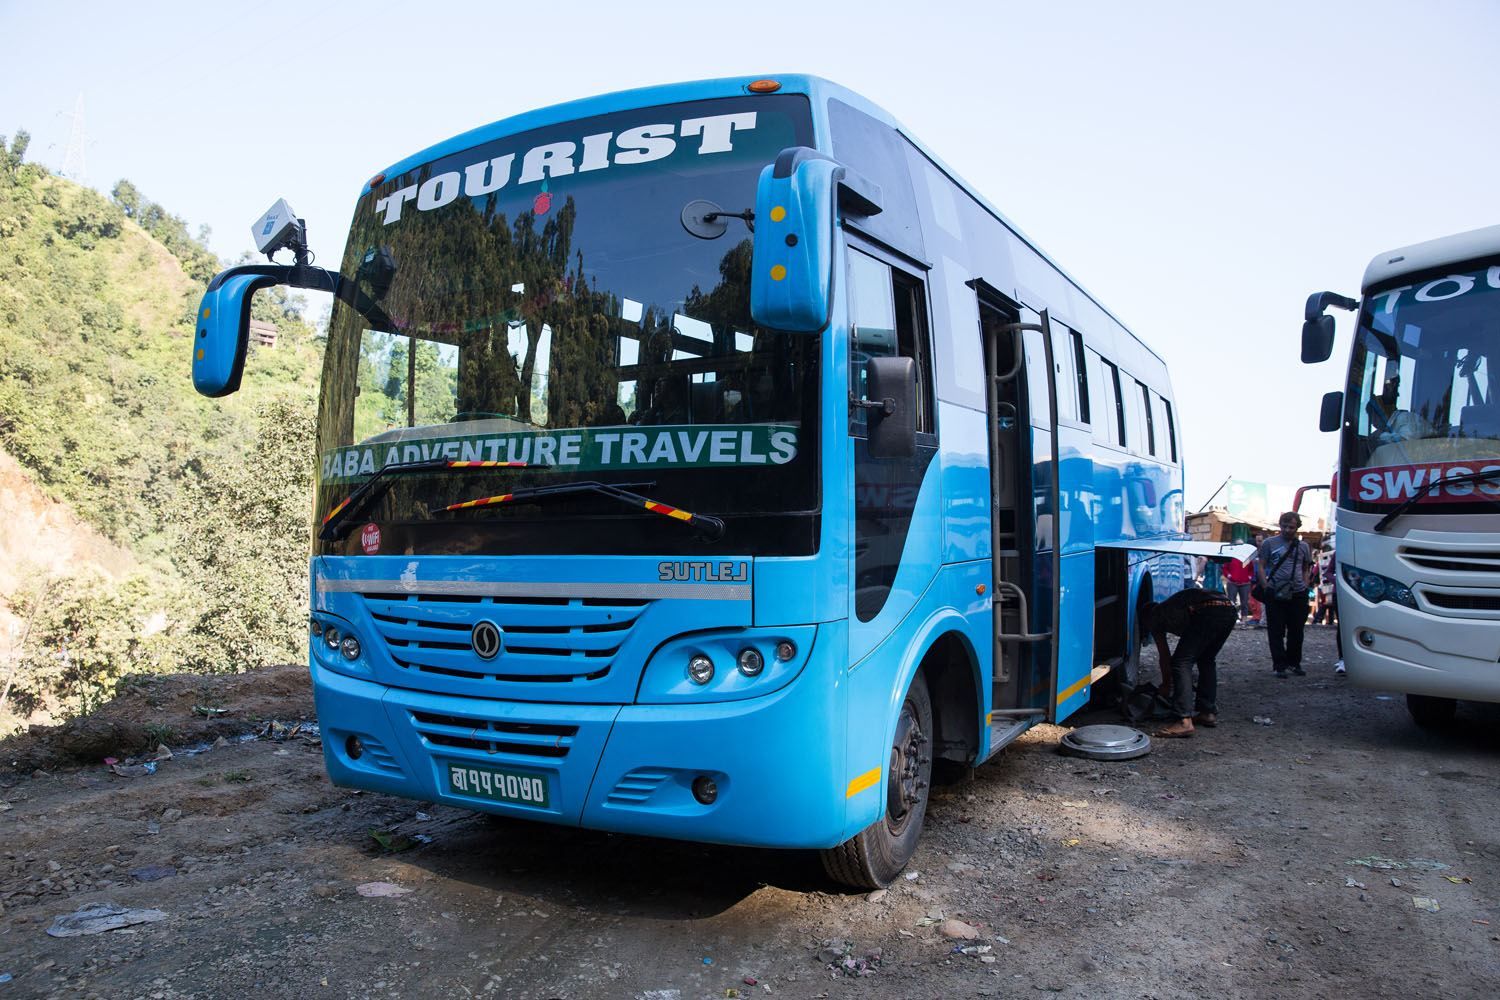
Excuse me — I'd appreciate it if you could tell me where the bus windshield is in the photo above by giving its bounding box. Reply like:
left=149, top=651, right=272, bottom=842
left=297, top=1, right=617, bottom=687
left=1343, top=259, right=1500, bottom=513
left=315, top=95, right=819, bottom=557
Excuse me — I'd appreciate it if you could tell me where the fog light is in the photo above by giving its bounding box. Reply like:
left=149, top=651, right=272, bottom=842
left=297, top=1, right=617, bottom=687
left=340, top=635, right=361, bottom=660
left=1357, top=629, right=1375, bottom=648
left=774, top=640, right=796, bottom=662
left=691, top=775, right=718, bottom=804
left=324, top=624, right=341, bottom=649
left=737, top=647, right=764, bottom=677
left=345, top=735, right=365, bottom=760
left=687, top=654, right=714, bottom=685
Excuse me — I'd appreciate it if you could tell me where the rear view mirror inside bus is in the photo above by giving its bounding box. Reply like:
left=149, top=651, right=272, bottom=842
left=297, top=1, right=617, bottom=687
left=750, top=147, right=882, bottom=333
left=866, top=355, right=917, bottom=458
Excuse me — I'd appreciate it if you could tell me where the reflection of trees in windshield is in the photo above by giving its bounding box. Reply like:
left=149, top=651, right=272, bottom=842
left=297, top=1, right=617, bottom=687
left=343, top=176, right=768, bottom=437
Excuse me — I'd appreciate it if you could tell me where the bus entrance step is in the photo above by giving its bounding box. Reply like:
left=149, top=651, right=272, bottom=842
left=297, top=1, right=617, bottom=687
left=981, top=713, right=1043, bottom=763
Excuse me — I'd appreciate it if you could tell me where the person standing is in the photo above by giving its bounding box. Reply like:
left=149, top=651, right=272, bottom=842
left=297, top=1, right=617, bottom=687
left=1223, top=554, right=1255, bottom=623
left=1142, top=588, right=1239, bottom=738
left=1256, top=512, right=1316, bottom=678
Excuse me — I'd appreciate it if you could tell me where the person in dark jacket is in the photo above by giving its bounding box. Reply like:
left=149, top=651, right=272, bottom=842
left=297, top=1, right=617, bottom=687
left=1141, top=588, right=1239, bottom=738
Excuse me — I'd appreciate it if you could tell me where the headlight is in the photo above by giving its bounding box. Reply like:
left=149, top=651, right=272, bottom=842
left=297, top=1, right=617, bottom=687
left=737, top=647, right=764, bottom=677
left=309, top=617, right=323, bottom=637
left=324, top=624, right=342, bottom=649
left=1342, top=564, right=1417, bottom=609
left=340, top=635, right=362, bottom=660
left=687, top=654, right=715, bottom=685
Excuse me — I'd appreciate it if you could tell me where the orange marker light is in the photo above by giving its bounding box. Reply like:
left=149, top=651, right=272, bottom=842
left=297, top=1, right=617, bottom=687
left=747, top=79, right=782, bottom=94
left=769, top=205, right=787, bottom=223
left=369, top=172, right=386, bottom=187
left=770, top=264, right=787, bottom=281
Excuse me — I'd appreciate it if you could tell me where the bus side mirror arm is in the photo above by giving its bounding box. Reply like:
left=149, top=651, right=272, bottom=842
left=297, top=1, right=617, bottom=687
left=1302, top=290, right=1358, bottom=364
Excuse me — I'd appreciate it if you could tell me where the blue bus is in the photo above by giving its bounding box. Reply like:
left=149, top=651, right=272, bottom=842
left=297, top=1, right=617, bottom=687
left=192, top=75, right=1210, bottom=887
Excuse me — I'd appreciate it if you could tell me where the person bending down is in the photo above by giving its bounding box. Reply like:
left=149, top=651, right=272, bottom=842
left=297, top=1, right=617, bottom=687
left=1141, top=588, right=1239, bottom=738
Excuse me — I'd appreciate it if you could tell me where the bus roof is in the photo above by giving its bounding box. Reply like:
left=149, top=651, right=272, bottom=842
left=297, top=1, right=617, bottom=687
left=368, top=73, right=1160, bottom=363
left=1363, top=223, right=1500, bottom=291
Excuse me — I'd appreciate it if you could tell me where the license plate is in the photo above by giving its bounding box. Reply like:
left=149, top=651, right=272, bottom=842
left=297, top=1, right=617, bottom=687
left=446, top=763, right=550, bottom=808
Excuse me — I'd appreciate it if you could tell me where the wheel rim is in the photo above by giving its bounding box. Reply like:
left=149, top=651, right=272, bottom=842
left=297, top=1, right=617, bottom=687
left=885, top=696, right=929, bottom=836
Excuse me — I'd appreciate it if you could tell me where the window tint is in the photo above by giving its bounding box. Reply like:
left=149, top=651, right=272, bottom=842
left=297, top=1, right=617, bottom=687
left=1137, top=381, right=1156, bottom=456
left=848, top=248, right=934, bottom=435
left=1071, top=331, right=1091, bottom=424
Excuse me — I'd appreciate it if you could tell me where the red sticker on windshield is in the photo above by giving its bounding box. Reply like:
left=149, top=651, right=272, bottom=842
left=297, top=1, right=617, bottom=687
left=533, top=180, right=552, bottom=215
left=360, top=523, right=382, bottom=554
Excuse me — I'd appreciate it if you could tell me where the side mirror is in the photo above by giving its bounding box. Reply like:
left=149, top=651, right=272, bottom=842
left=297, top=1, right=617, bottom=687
left=1301, top=290, right=1358, bottom=364
left=865, top=355, right=917, bottom=458
left=192, top=270, right=285, bottom=397
left=750, top=147, right=881, bottom=333
left=1301, top=314, right=1336, bottom=364
left=1319, top=390, right=1344, bottom=432
left=192, top=262, right=343, bottom=397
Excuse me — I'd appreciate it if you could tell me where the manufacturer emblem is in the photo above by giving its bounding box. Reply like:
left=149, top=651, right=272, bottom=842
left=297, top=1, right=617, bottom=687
left=471, top=620, right=502, bottom=660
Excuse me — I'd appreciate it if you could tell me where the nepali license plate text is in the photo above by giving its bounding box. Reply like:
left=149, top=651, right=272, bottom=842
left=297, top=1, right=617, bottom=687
left=447, top=763, right=549, bottom=808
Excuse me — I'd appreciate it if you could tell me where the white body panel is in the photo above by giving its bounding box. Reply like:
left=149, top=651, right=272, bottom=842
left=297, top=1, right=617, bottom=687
left=1337, top=521, right=1500, bottom=702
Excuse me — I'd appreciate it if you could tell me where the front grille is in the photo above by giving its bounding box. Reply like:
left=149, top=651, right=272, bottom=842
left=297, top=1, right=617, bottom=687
left=410, top=709, right=579, bottom=759
left=1399, top=545, right=1500, bottom=576
left=1417, top=589, right=1500, bottom=615
left=359, top=592, right=648, bottom=684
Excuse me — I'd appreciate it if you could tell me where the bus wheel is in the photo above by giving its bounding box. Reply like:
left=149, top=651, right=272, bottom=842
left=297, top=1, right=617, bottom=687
left=1406, top=694, right=1457, bottom=729
left=820, top=674, right=933, bottom=889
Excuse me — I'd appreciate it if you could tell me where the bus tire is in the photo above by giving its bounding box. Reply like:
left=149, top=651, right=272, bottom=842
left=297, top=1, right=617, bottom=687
left=820, top=673, right=933, bottom=889
left=1406, top=693, right=1457, bottom=729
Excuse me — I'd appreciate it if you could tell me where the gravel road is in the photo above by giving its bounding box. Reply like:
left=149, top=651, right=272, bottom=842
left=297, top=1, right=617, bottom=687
left=2, top=626, right=1497, bottom=999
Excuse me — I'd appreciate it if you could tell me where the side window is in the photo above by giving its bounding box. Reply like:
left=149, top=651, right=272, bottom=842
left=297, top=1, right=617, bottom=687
left=1120, top=370, right=1143, bottom=451
left=1162, top=397, right=1179, bottom=462
left=1071, top=331, right=1091, bottom=424
left=1151, top=393, right=1176, bottom=463
left=1051, top=322, right=1077, bottom=423
left=1102, top=358, right=1127, bottom=447
left=848, top=247, right=935, bottom=435
left=1137, top=381, right=1157, bottom=456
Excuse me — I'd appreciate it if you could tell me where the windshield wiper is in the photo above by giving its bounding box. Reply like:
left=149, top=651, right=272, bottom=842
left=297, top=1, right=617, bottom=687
left=444, top=480, right=726, bottom=541
left=319, top=459, right=539, bottom=542
left=1373, top=467, right=1500, bottom=533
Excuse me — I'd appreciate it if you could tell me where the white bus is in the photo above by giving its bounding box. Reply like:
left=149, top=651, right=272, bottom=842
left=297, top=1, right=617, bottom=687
left=1303, top=224, right=1500, bottom=726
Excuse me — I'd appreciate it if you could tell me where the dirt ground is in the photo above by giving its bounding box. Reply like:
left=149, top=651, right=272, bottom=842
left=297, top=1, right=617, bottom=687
left=2, top=626, right=1497, bottom=999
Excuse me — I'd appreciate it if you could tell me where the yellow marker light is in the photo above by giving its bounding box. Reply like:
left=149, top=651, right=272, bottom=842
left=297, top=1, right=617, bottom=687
left=195, top=348, right=205, bottom=361
left=747, top=79, right=782, bottom=94
left=201, top=307, right=210, bottom=318
left=769, top=205, right=787, bottom=223
left=770, top=264, right=787, bottom=281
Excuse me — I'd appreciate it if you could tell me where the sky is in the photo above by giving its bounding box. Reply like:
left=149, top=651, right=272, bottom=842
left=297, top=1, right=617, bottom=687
left=3, top=0, right=1497, bottom=509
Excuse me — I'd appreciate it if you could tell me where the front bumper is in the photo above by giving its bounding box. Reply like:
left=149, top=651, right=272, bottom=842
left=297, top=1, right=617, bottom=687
left=1340, top=585, right=1500, bottom=702
left=311, top=642, right=848, bottom=848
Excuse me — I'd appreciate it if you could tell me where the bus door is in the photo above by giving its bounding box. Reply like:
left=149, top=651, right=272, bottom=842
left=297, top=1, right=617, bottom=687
left=978, top=292, right=1058, bottom=753
left=845, top=244, right=940, bottom=664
